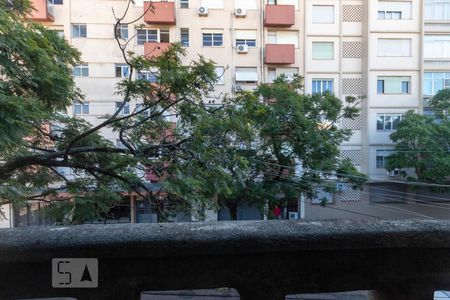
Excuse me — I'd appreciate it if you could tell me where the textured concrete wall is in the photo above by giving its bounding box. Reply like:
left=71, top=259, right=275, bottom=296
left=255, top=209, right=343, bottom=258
left=1, top=220, right=450, bottom=299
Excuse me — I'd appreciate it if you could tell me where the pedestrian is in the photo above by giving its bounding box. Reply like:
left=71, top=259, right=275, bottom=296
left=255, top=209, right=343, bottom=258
left=273, top=205, right=281, bottom=219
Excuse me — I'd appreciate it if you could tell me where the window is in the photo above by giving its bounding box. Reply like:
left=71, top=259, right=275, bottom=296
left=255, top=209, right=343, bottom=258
left=378, top=1, right=411, bottom=19
left=137, top=29, right=158, bottom=45
left=181, top=28, right=189, bottom=47
left=73, top=64, right=89, bottom=77
left=235, top=67, right=258, bottom=83
left=267, top=0, right=277, bottom=4
left=115, top=64, right=129, bottom=78
left=312, top=79, right=334, bottom=94
left=377, top=39, right=411, bottom=57
left=160, top=29, right=170, bottom=43
left=136, top=103, right=150, bottom=117
left=234, top=0, right=257, bottom=9
left=180, top=0, right=189, bottom=8
left=267, top=31, right=277, bottom=44
left=377, top=114, right=404, bottom=131
left=71, top=24, right=87, bottom=38
left=312, top=42, right=334, bottom=60
left=73, top=102, right=89, bottom=115
left=268, top=68, right=277, bottom=83
left=116, top=139, right=127, bottom=150
left=312, top=5, right=334, bottom=24
left=376, top=150, right=394, bottom=168
left=203, top=33, right=223, bottom=47
left=116, top=102, right=130, bottom=115
left=235, top=39, right=256, bottom=47
left=138, top=70, right=159, bottom=83
left=377, top=76, right=411, bottom=94
left=49, top=0, right=63, bottom=4
left=115, top=24, right=128, bottom=40
left=52, top=29, right=64, bottom=38
left=425, top=0, right=450, bottom=20
left=215, top=67, right=225, bottom=84
left=424, top=72, right=450, bottom=95
left=201, top=0, right=224, bottom=9
left=424, top=35, right=450, bottom=58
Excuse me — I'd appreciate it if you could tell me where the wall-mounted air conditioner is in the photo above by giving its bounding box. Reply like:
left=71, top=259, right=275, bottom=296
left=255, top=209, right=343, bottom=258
left=233, top=84, right=243, bottom=92
left=198, top=6, right=208, bottom=16
left=288, top=212, right=299, bottom=220
left=236, top=44, right=248, bottom=53
left=235, top=8, right=246, bottom=17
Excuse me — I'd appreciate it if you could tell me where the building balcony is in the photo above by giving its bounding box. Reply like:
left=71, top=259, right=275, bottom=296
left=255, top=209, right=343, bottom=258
left=28, top=0, right=54, bottom=22
left=144, top=42, right=171, bottom=59
left=143, top=1, right=176, bottom=25
left=265, top=44, right=295, bottom=64
left=264, top=4, right=295, bottom=27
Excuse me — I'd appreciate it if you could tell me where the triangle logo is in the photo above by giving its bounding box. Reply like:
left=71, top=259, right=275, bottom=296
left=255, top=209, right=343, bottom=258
left=80, top=265, right=92, bottom=282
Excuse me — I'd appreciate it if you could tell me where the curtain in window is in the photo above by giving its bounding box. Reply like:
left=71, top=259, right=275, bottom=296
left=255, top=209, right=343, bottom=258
left=312, top=42, right=333, bottom=60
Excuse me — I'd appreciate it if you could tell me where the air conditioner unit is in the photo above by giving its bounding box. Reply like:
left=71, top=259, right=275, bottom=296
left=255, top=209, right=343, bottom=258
left=234, top=84, right=243, bottom=92
left=198, top=6, right=208, bottom=16
left=236, top=44, right=248, bottom=53
left=388, top=168, right=400, bottom=177
left=288, top=212, right=299, bottom=220
left=235, top=8, right=247, bottom=17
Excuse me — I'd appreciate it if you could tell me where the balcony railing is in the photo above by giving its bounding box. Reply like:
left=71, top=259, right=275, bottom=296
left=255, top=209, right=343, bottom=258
left=28, top=0, right=54, bottom=22
left=265, top=44, right=295, bottom=64
left=264, top=4, right=295, bottom=27
left=144, top=1, right=176, bottom=25
left=2, top=219, right=450, bottom=299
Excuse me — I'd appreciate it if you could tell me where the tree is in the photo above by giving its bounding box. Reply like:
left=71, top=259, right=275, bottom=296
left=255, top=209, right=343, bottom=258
left=0, top=1, right=367, bottom=223
left=386, top=90, right=450, bottom=184
left=0, top=0, right=221, bottom=223
left=167, top=76, right=368, bottom=220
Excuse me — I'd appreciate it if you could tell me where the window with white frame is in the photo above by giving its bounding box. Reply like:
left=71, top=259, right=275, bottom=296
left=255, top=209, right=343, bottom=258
left=138, top=70, right=158, bottom=83
left=234, top=0, right=257, bottom=9
left=378, top=1, right=412, bottom=19
left=136, top=103, right=150, bottom=117
left=424, top=35, right=450, bottom=58
left=181, top=28, right=189, bottom=46
left=312, top=79, right=334, bottom=94
left=376, top=114, right=405, bottom=131
left=180, top=0, right=189, bottom=8
left=49, top=0, right=63, bottom=5
left=312, top=42, right=334, bottom=60
left=71, top=24, right=87, bottom=38
left=425, top=0, right=450, bottom=20
left=116, top=102, right=130, bottom=115
left=202, top=32, right=223, bottom=47
left=73, top=102, right=89, bottom=115
left=215, top=66, right=225, bottom=84
left=277, top=68, right=298, bottom=81
left=376, top=150, right=395, bottom=168
left=377, top=39, right=411, bottom=57
left=137, top=29, right=158, bottom=45
left=160, top=28, right=170, bottom=43
left=115, top=24, right=128, bottom=40
left=423, top=72, right=450, bottom=95
left=73, top=64, right=89, bottom=77
left=115, top=64, right=129, bottom=78
left=235, top=67, right=258, bottom=83
left=236, top=39, right=256, bottom=47
left=201, top=0, right=224, bottom=9
left=268, top=68, right=277, bottom=83
left=312, top=5, right=334, bottom=24
left=377, top=76, right=411, bottom=94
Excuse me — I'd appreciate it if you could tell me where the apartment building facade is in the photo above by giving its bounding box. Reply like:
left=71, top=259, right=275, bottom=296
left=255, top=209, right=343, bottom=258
left=3, top=0, right=447, bottom=226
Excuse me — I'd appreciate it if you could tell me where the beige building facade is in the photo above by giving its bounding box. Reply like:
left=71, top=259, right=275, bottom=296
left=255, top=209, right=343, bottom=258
left=8, top=0, right=446, bottom=223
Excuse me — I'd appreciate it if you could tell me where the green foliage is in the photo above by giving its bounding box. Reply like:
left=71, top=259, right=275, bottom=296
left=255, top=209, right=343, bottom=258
left=0, top=1, right=366, bottom=224
left=387, top=108, right=450, bottom=184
